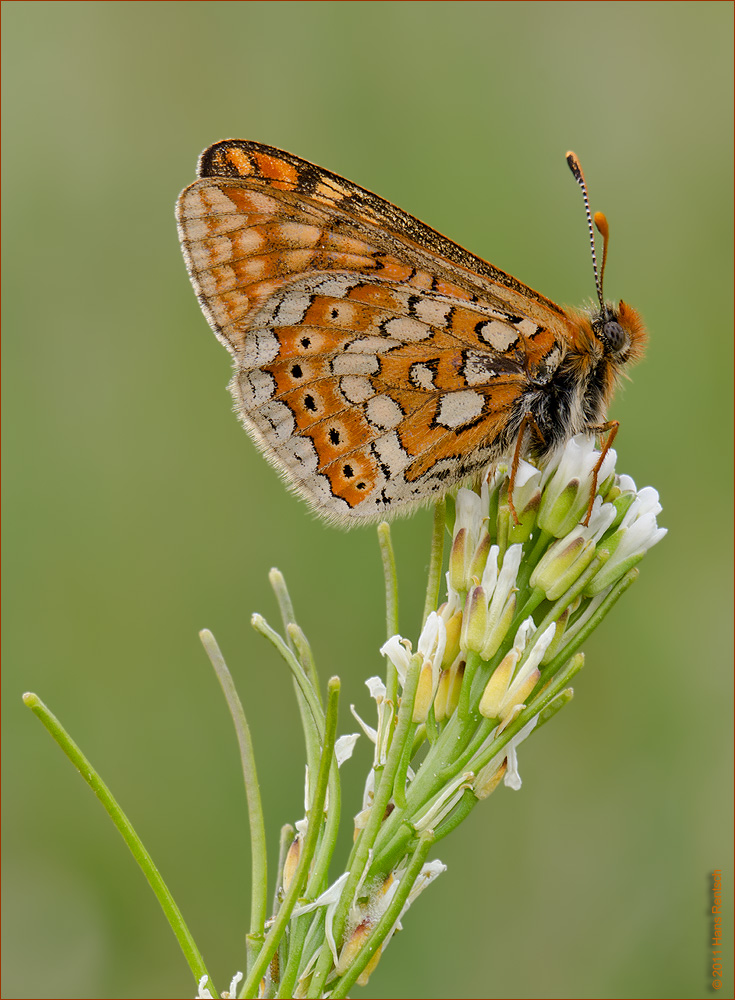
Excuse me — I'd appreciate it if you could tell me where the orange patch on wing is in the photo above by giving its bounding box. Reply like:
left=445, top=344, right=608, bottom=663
left=433, top=279, right=473, bottom=301
left=347, top=283, right=405, bottom=311
left=222, top=147, right=256, bottom=177
left=378, top=258, right=415, bottom=282
left=221, top=186, right=280, bottom=218
left=320, top=446, right=378, bottom=507
left=277, top=377, right=351, bottom=432
left=407, top=269, right=436, bottom=290
left=254, top=152, right=299, bottom=187
left=394, top=400, right=447, bottom=457
left=267, top=356, right=332, bottom=398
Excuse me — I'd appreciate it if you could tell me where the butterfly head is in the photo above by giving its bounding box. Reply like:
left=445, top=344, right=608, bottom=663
left=592, top=300, right=647, bottom=365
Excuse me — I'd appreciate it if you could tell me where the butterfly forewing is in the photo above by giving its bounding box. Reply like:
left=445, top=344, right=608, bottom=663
left=177, top=140, right=580, bottom=524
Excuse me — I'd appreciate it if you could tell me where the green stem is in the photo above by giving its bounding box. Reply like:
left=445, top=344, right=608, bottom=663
left=432, top=787, right=478, bottom=841
left=536, top=568, right=638, bottom=690
left=199, top=631, right=268, bottom=977
left=269, top=568, right=298, bottom=654
left=269, top=571, right=323, bottom=778
left=378, top=521, right=399, bottom=641
left=392, top=721, right=418, bottom=810
left=238, top=678, right=341, bottom=999
left=287, top=623, right=323, bottom=710
left=251, top=614, right=325, bottom=740
left=378, top=521, right=400, bottom=705
left=423, top=500, right=446, bottom=626
left=22, top=693, right=216, bottom=997
left=275, top=911, right=310, bottom=998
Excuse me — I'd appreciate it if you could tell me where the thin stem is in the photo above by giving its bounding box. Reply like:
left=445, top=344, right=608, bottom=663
left=423, top=500, right=446, bottom=626
left=391, top=720, right=418, bottom=810
left=378, top=521, right=399, bottom=641
left=378, top=521, right=400, bottom=705
left=238, top=678, right=341, bottom=999
left=199, top=630, right=268, bottom=976
left=251, top=614, right=325, bottom=740
left=432, top=787, right=478, bottom=841
left=269, top=568, right=298, bottom=653
left=22, top=693, right=216, bottom=997
left=268, top=571, right=323, bottom=779
left=287, top=623, right=322, bottom=710
left=536, top=568, right=638, bottom=689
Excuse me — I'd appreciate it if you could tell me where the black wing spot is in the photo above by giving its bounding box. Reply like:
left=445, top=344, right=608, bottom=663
left=291, top=364, right=303, bottom=378
left=343, top=464, right=354, bottom=479
left=300, top=336, right=311, bottom=349
left=304, top=394, right=317, bottom=412
left=329, top=428, right=341, bottom=445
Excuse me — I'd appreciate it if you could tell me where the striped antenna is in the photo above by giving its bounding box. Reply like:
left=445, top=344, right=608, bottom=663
left=566, top=151, right=605, bottom=311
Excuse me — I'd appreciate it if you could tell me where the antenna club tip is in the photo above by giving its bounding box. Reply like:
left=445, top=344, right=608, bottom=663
left=594, top=211, right=609, bottom=240
left=566, top=151, right=584, bottom=183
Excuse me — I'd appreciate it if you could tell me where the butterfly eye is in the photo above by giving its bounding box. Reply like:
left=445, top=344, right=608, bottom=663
left=601, top=320, right=628, bottom=354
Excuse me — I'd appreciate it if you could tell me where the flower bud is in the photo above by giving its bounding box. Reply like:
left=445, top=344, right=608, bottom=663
left=440, top=611, right=463, bottom=670
left=460, top=585, right=488, bottom=653
left=473, top=759, right=508, bottom=800
left=282, top=835, right=301, bottom=893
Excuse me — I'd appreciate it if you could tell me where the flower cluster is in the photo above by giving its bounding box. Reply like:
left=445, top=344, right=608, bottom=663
left=382, top=435, right=665, bottom=764
left=194, top=434, right=665, bottom=998
left=301, top=434, right=666, bottom=992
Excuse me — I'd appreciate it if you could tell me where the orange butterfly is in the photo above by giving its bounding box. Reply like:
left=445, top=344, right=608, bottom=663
left=176, top=141, right=646, bottom=525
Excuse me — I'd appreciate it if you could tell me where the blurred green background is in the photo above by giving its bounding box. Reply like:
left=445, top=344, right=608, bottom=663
left=3, top=3, right=732, bottom=998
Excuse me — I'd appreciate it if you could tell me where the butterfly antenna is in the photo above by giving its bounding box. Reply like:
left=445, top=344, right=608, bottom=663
left=566, top=151, right=605, bottom=312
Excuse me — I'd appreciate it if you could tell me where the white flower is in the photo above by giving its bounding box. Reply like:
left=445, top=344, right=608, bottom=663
left=411, top=612, right=448, bottom=723
left=381, top=859, right=447, bottom=949
left=413, top=771, right=474, bottom=832
left=335, top=733, right=360, bottom=766
left=538, top=435, right=616, bottom=536
left=380, top=635, right=411, bottom=685
left=479, top=543, right=523, bottom=659
left=480, top=543, right=500, bottom=594
left=449, top=487, right=487, bottom=590
left=351, top=675, right=393, bottom=767
left=197, top=973, right=244, bottom=999
left=473, top=715, right=539, bottom=794
left=586, top=486, right=667, bottom=595
left=196, top=976, right=213, bottom=999
left=292, top=872, right=351, bottom=964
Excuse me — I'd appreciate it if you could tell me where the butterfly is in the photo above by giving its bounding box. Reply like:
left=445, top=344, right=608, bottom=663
left=176, top=140, right=646, bottom=526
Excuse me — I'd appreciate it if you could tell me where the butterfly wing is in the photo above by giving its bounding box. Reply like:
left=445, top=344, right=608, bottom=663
left=176, top=140, right=570, bottom=524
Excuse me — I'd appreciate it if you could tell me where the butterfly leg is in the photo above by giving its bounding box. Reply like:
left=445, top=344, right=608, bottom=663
left=508, top=412, right=546, bottom=526
left=584, top=420, right=620, bottom=525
